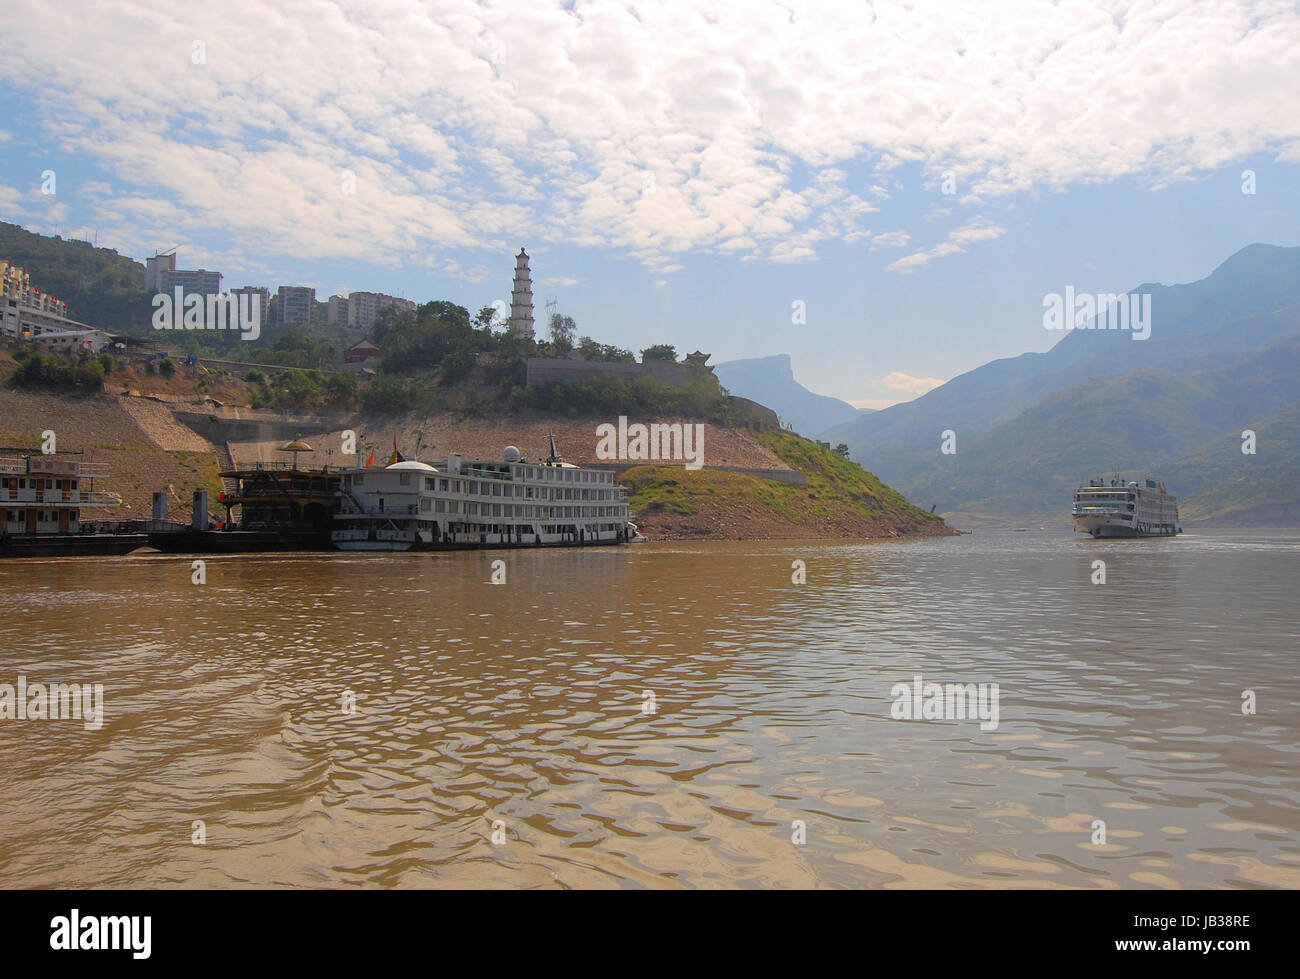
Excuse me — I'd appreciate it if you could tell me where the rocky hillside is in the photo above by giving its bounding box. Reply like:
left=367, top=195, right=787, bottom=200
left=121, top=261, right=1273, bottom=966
left=1, top=348, right=952, bottom=542
left=0, top=351, right=222, bottom=519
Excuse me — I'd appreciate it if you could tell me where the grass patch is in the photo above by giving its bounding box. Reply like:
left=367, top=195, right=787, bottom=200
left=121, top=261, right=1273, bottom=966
left=622, top=430, right=944, bottom=531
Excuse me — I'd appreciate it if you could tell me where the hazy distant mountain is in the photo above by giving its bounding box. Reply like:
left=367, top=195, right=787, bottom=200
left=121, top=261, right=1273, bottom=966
left=822, top=243, right=1300, bottom=525
left=713, top=354, right=863, bottom=437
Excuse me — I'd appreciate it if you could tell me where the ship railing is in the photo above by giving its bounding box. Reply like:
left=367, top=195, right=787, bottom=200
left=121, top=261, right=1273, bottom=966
left=0, top=460, right=110, bottom=477
left=81, top=519, right=154, bottom=535
left=334, top=492, right=368, bottom=515
left=79, top=491, right=122, bottom=505
left=231, top=461, right=337, bottom=473
left=140, top=520, right=192, bottom=533
left=1072, top=505, right=1131, bottom=517
left=0, top=489, right=118, bottom=504
left=336, top=504, right=420, bottom=516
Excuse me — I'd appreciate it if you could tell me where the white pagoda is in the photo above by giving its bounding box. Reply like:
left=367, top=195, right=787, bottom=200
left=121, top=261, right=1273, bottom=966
left=508, top=247, right=535, bottom=339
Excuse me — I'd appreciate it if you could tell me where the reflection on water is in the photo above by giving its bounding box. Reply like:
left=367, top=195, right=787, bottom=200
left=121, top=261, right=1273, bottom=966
left=1, top=529, right=1297, bottom=888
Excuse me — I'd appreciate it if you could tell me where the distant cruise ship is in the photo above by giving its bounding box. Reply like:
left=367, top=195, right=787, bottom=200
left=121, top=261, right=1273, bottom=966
left=1072, top=476, right=1180, bottom=538
left=332, top=435, right=633, bottom=551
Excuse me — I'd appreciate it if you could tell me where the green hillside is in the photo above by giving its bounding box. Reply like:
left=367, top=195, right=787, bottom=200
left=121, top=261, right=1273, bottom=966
left=0, top=221, right=152, bottom=330
left=624, top=429, right=953, bottom=538
left=905, top=335, right=1300, bottom=524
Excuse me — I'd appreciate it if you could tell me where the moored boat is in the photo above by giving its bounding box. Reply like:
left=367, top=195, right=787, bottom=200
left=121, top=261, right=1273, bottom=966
left=0, top=449, right=145, bottom=558
left=332, top=435, right=632, bottom=551
left=146, top=438, right=342, bottom=553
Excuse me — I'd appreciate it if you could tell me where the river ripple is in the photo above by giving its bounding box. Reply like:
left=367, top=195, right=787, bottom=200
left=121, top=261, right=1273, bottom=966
left=0, top=529, right=1296, bottom=888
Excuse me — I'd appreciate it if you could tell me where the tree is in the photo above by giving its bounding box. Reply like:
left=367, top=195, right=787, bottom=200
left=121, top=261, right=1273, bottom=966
left=834, top=443, right=851, bottom=458
left=325, top=371, right=358, bottom=407
left=641, top=343, right=677, bottom=362
left=274, top=369, right=324, bottom=409
left=549, top=313, right=576, bottom=355
left=577, top=335, right=602, bottom=360
left=475, top=305, right=505, bottom=334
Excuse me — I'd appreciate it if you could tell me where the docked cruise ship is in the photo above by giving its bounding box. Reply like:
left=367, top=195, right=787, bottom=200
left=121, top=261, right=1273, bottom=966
left=1072, top=476, right=1180, bottom=538
left=332, top=436, right=632, bottom=551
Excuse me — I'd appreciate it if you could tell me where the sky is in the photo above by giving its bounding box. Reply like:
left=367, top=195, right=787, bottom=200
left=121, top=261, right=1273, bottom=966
left=1, top=0, right=1298, bottom=408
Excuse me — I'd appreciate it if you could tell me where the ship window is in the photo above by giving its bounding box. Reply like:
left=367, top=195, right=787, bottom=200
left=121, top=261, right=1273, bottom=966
left=354, top=475, right=364, bottom=485
left=440, top=479, right=449, bottom=491
left=426, top=478, right=435, bottom=490
left=399, top=473, right=411, bottom=486
left=434, top=500, right=445, bottom=513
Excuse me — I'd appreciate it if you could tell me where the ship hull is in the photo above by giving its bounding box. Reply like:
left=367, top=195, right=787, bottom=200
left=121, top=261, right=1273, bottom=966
left=331, top=532, right=626, bottom=552
left=146, top=529, right=333, bottom=553
left=0, top=534, right=149, bottom=558
left=1073, top=516, right=1178, bottom=538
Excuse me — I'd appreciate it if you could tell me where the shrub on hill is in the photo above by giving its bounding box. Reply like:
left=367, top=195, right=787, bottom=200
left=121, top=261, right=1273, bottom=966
left=8, top=351, right=105, bottom=392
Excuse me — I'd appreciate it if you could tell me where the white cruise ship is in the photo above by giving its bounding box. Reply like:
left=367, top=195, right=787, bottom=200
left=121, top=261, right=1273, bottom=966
left=1072, top=476, right=1180, bottom=538
left=332, top=436, right=633, bottom=551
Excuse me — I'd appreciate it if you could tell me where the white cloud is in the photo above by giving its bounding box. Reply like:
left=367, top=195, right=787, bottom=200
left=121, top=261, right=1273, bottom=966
left=887, top=221, right=1005, bottom=271
left=882, top=371, right=946, bottom=396
left=871, top=230, right=911, bottom=248
left=0, top=0, right=1295, bottom=274
left=540, top=276, right=580, bottom=287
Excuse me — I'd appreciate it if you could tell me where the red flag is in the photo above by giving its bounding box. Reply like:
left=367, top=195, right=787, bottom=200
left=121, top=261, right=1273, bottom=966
left=365, top=452, right=375, bottom=468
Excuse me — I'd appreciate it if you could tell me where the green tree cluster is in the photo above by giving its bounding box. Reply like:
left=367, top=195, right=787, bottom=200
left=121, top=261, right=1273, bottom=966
left=9, top=351, right=105, bottom=391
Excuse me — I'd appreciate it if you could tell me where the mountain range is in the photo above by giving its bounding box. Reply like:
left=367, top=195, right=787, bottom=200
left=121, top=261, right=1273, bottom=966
left=713, top=353, right=865, bottom=438
left=820, top=243, right=1300, bottom=526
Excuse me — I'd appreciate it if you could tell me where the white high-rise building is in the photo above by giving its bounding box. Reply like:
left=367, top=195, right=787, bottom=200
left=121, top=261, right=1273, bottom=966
left=508, top=247, right=534, bottom=339
left=145, top=252, right=177, bottom=292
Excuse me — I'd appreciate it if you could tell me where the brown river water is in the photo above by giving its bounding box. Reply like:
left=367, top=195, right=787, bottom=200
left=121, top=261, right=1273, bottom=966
left=1, top=529, right=1297, bottom=889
